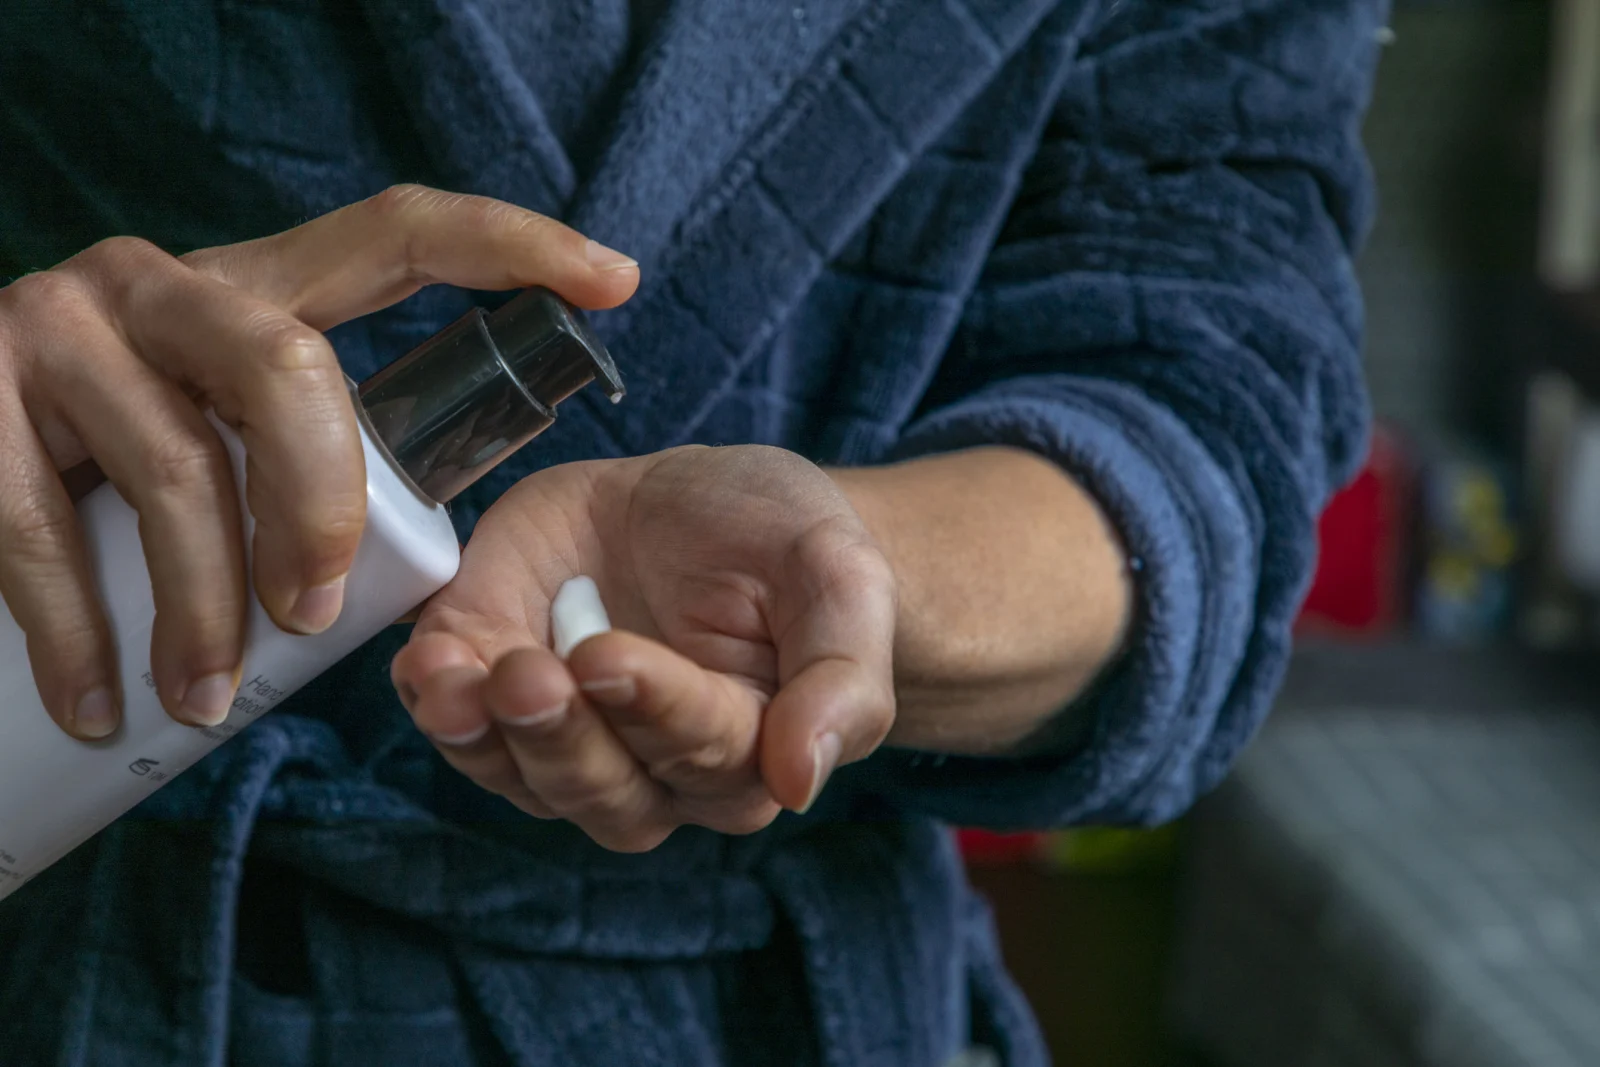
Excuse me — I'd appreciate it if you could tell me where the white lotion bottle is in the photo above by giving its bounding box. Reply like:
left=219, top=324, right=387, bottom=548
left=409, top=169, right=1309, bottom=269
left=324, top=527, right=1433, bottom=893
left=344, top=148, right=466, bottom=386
left=0, top=288, right=624, bottom=902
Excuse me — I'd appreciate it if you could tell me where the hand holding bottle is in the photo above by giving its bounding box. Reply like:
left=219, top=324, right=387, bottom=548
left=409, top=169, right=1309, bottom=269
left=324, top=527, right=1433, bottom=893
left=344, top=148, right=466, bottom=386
left=0, top=185, right=639, bottom=740
left=390, top=445, right=899, bottom=852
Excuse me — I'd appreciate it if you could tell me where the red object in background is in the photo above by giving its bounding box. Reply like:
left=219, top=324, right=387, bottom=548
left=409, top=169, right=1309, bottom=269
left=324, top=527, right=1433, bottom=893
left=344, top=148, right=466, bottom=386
left=1297, top=425, right=1413, bottom=634
left=957, top=828, right=1046, bottom=865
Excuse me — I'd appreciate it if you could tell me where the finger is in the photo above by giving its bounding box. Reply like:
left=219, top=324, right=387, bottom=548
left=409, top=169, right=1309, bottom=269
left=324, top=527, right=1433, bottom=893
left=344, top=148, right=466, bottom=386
left=413, top=598, right=548, bottom=667
left=567, top=631, right=768, bottom=796
left=0, top=394, right=119, bottom=739
left=36, top=313, right=247, bottom=727
left=88, top=240, right=367, bottom=638
left=394, top=636, right=534, bottom=802
left=503, top=790, right=560, bottom=820
left=184, top=185, right=640, bottom=332
left=761, top=529, right=897, bottom=813
left=394, top=634, right=566, bottom=816
left=570, top=631, right=779, bottom=835
left=406, top=663, right=532, bottom=800
left=392, top=630, right=490, bottom=737
left=484, top=647, right=674, bottom=853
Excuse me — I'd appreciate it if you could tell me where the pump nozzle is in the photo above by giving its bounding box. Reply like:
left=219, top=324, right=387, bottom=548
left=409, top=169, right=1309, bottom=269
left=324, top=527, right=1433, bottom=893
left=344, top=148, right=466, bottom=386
left=357, top=288, right=623, bottom=504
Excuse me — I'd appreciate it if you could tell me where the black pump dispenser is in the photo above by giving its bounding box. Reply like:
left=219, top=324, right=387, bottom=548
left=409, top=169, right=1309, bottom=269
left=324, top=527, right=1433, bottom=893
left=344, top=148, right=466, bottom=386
left=357, top=288, right=624, bottom=504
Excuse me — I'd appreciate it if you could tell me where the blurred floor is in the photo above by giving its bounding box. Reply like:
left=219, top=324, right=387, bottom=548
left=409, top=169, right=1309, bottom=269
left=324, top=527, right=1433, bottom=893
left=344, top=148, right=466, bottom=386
left=968, top=639, right=1600, bottom=1066
left=1172, top=639, right=1600, bottom=1067
left=966, top=859, right=1182, bottom=1067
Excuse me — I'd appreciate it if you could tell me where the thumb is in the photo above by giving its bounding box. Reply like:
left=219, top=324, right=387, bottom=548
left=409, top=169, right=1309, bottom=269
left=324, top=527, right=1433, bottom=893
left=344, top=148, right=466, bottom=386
left=758, top=529, right=897, bottom=813
left=759, top=658, right=895, bottom=813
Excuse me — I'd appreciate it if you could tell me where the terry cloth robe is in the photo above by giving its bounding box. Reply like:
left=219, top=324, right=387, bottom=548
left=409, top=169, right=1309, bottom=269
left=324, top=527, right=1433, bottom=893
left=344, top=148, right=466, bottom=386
left=0, top=0, right=1388, bottom=1063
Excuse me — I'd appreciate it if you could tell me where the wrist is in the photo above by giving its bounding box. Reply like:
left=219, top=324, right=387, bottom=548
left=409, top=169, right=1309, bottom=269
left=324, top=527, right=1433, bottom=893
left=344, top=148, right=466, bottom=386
left=824, top=464, right=923, bottom=667
left=827, top=448, right=1133, bottom=754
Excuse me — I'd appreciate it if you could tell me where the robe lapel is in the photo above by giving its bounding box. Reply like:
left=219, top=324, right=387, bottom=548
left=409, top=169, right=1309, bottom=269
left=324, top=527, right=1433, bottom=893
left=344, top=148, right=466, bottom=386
left=565, top=0, right=875, bottom=271
left=357, top=0, right=577, bottom=211
left=563, top=0, right=1068, bottom=455
left=347, top=0, right=1069, bottom=462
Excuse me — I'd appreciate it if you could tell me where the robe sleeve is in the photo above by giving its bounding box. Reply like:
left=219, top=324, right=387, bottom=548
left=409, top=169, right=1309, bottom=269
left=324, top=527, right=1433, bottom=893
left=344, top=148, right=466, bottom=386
left=851, top=0, right=1389, bottom=827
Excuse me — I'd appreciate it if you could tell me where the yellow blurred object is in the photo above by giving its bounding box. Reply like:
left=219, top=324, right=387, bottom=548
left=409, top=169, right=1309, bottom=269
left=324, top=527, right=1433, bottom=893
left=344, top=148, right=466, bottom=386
left=1453, top=474, right=1518, bottom=565
left=1045, top=824, right=1181, bottom=874
left=1428, top=553, right=1482, bottom=600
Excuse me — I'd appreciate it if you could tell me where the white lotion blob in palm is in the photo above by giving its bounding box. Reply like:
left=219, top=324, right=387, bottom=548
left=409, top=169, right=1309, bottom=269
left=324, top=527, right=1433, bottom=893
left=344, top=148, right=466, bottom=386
left=552, top=576, right=612, bottom=659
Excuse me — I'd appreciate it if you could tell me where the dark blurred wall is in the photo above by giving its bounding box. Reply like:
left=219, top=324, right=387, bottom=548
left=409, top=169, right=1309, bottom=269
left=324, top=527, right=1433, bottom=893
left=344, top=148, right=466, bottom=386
left=1357, top=0, right=1549, bottom=450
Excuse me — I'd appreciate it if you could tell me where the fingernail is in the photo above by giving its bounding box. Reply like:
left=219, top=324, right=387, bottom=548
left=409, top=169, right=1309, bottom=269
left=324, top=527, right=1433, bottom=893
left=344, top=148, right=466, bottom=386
left=180, top=671, right=238, bottom=728
left=429, top=722, right=491, bottom=747
left=500, top=700, right=569, bottom=729
left=578, top=676, right=635, bottom=706
left=72, top=687, right=118, bottom=740
left=798, top=732, right=843, bottom=814
left=289, top=576, right=347, bottom=635
left=585, top=239, right=638, bottom=272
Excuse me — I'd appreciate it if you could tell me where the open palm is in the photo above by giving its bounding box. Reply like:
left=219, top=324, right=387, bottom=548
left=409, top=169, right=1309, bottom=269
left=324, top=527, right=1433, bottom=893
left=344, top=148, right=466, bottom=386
left=390, top=445, right=897, bottom=851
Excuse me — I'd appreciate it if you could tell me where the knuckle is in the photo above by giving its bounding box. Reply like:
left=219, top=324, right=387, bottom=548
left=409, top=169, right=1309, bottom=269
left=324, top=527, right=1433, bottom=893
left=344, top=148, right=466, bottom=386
left=76, top=238, right=169, bottom=302
left=3, top=270, right=94, bottom=322
left=371, top=184, right=454, bottom=283
left=142, top=429, right=227, bottom=496
left=1, top=497, right=77, bottom=568
left=798, top=521, right=894, bottom=595
left=370, top=183, right=437, bottom=221
left=256, top=319, right=338, bottom=378
left=549, top=777, right=638, bottom=821
left=369, top=184, right=555, bottom=286
left=648, top=742, right=739, bottom=786
left=245, top=472, right=365, bottom=571
left=161, top=578, right=248, bottom=635
left=45, top=615, right=103, bottom=656
left=298, top=501, right=367, bottom=561
left=21, top=612, right=103, bottom=676
left=493, top=200, right=560, bottom=241
left=84, top=235, right=161, bottom=272
left=176, top=611, right=247, bottom=658
left=837, top=536, right=896, bottom=590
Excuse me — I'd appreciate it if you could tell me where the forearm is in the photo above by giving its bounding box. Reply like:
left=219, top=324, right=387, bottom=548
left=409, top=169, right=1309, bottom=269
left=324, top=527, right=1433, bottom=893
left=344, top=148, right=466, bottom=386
left=829, top=446, right=1132, bottom=755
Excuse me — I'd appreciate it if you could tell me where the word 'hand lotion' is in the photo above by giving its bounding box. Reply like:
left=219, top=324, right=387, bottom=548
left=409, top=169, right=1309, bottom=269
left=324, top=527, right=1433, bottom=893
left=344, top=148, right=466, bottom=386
left=0, top=289, right=623, bottom=902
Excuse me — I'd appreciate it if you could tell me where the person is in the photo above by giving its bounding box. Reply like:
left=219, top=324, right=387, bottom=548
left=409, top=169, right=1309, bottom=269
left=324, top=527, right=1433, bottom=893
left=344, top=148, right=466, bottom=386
left=0, top=0, right=1386, bottom=1063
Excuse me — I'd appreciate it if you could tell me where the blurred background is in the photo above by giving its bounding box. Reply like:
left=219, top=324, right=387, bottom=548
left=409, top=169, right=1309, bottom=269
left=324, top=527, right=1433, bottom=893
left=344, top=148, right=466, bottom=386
left=959, top=1, right=1600, bottom=1064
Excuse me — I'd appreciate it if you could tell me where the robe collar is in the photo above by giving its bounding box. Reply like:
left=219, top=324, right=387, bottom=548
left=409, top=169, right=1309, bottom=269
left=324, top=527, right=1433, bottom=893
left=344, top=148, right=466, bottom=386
left=369, top=0, right=1068, bottom=455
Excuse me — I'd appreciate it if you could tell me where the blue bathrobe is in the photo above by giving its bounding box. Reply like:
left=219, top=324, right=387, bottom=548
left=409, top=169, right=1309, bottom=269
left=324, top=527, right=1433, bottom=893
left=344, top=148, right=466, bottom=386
left=0, top=0, right=1387, bottom=1063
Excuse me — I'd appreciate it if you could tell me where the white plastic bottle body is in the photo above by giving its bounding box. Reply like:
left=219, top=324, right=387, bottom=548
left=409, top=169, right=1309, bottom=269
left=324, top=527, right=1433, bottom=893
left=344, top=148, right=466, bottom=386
left=0, top=423, right=460, bottom=902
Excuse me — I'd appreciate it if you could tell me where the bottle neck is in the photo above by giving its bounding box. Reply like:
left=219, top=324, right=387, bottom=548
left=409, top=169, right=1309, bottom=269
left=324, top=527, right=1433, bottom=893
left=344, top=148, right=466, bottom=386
left=353, top=290, right=623, bottom=504
left=346, top=380, right=442, bottom=511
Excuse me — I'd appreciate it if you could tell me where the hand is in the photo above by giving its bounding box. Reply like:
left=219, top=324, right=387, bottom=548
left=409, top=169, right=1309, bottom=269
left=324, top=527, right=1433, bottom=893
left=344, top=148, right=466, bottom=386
left=390, top=445, right=898, bottom=852
left=0, top=185, right=639, bottom=739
